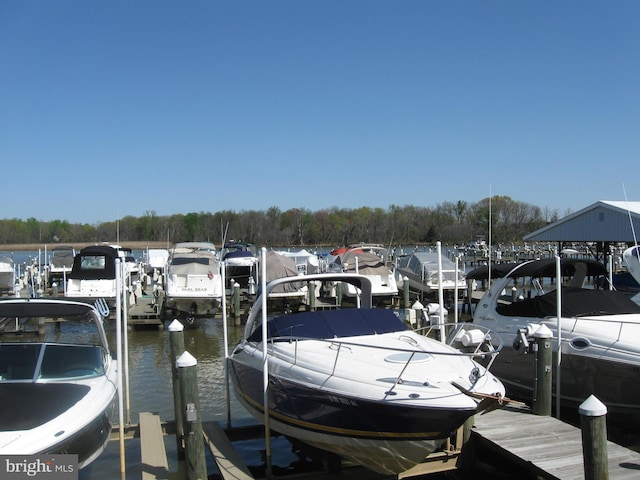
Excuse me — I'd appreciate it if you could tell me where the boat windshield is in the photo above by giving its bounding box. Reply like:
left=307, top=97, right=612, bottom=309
left=0, top=343, right=105, bottom=381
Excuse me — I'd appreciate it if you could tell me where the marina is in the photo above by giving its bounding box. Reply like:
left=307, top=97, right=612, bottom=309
left=2, top=244, right=640, bottom=479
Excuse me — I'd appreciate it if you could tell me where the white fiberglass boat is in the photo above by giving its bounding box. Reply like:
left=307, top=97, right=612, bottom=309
left=164, top=242, right=223, bottom=317
left=229, top=273, right=505, bottom=475
left=471, top=257, right=640, bottom=427
left=0, top=298, right=118, bottom=468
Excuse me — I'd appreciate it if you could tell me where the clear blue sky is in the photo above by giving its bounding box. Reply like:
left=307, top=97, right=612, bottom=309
left=2, top=1, right=639, bottom=225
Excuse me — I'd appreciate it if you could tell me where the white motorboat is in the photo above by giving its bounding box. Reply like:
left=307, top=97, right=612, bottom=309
left=65, top=245, right=125, bottom=307
left=228, top=272, right=506, bottom=475
left=0, top=256, right=15, bottom=294
left=395, top=251, right=466, bottom=302
left=0, top=298, right=118, bottom=468
left=164, top=242, right=223, bottom=317
left=471, top=257, right=640, bottom=427
left=221, top=241, right=258, bottom=290
left=49, top=246, right=76, bottom=275
left=325, top=245, right=398, bottom=304
left=48, top=246, right=75, bottom=288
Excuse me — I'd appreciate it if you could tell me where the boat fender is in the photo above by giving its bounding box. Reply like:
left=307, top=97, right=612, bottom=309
left=461, top=329, right=486, bottom=347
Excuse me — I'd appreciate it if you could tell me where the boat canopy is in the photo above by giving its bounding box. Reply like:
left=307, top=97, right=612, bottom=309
left=168, top=250, right=217, bottom=274
left=333, top=251, right=389, bottom=275
left=264, top=251, right=303, bottom=293
left=68, top=246, right=118, bottom=280
left=248, top=308, right=408, bottom=342
left=467, top=258, right=607, bottom=281
left=496, top=287, right=640, bottom=318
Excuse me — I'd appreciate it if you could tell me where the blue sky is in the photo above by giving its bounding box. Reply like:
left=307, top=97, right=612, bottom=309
left=2, top=1, right=639, bottom=225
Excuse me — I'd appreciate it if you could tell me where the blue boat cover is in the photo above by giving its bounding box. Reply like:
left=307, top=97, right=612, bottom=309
left=248, top=308, right=408, bottom=342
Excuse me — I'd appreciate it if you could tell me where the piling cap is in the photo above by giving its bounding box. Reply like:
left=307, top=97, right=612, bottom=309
left=533, top=324, right=553, bottom=339
left=176, top=351, right=197, bottom=368
left=579, top=395, right=608, bottom=417
left=167, top=319, right=184, bottom=332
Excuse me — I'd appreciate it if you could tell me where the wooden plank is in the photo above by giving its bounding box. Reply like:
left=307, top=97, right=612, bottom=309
left=202, top=421, right=254, bottom=480
left=473, top=406, right=640, bottom=480
left=140, top=412, right=169, bottom=480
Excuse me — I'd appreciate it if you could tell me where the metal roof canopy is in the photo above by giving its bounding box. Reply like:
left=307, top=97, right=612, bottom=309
left=524, top=200, right=640, bottom=243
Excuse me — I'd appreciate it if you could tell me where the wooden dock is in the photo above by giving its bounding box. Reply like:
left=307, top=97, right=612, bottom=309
left=130, top=407, right=640, bottom=480
left=472, top=405, right=640, bottom=480
left=128, top=293, right=165, bottom=327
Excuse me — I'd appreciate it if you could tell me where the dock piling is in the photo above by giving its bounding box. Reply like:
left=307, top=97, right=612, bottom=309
left=232, top=282, right=241, bottom=325
left=169, top=320, right=186, bottom=459
left=580, top=395, right=609, bottom=480
left=532, top=324, right=552, bottom=416
left=176, top=351, right=207, bottom=480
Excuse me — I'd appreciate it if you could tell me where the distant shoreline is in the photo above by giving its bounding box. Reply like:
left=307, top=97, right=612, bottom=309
left=0, top=241, right=169, bottom=252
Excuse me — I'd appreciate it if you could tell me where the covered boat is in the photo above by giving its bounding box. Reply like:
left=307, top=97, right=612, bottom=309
left=395, top=251, right=466, bottom=302
left=65, top=245, right=123, bottom=307
left=326, top=245, right=398, bottom=304
left=221, top=241, right=258, bottom=289
left=471, top=257, right=640, bottom=427
left=164, top=242, right=223, bottom=317
left=228, top=272, right=505, bottom=474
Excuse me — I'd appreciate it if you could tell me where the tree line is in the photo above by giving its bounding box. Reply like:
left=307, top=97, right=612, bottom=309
left=0, top=196, right=561, bottom=247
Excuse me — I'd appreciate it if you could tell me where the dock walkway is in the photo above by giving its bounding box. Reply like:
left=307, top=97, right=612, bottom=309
left=132, top=407, right=640, bottom=479
left=472, top=406, right=640, bottom=480
left=128, top=294, right=164, bottom=327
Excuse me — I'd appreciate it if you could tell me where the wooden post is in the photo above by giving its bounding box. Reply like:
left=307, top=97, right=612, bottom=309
left=532, top=324, right=552, bottom=416
left=403, top=276, right=410, bottom=308
left=233, top=282, right=241, bottom=326
left=177, top=351, right=207, bottom=480
left=168, top=319, right=185, bottom=460
left=580, top=395, right=609, bottom=480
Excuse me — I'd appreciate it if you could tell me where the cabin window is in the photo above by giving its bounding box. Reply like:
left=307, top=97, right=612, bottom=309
left=81, top=255, right=106, bottom=270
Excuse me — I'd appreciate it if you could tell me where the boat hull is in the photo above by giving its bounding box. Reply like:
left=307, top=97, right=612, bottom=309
left=489, top=347, right=640, bottom=427
left=0, top=372, right=117, bottom=469
left=229, top=360, right=472, bottom=474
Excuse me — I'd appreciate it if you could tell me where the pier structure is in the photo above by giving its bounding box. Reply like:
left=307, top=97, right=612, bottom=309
left=126, top=402, right=640, bottom=480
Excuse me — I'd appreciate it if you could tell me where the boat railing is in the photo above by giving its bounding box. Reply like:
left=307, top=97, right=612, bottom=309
left=267, top=323, right=503, bottom=383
